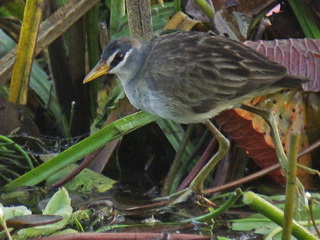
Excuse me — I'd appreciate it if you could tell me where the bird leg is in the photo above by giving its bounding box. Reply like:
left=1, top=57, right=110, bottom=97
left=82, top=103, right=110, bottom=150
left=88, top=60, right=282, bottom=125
left=240, top=104, right=306, bottom=197
left=190, top=104, right=304, bottom=196
left=155, top=119, right=229, bottom=205
left=160, top=104, right=304, bottom=204
left=189, top=119, right=230, bottom=193
left=240, top=104, right=288, bottom=170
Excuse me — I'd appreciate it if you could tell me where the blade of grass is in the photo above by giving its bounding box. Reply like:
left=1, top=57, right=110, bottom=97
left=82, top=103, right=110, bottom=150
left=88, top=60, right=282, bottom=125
left=3, top=111, right=159, bottom=190
left=287, top=0, right=320, bottom=38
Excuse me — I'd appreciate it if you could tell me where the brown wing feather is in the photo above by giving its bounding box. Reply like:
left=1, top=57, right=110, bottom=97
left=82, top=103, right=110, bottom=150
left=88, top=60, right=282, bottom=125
left=140, top=31, right=288, bottom=113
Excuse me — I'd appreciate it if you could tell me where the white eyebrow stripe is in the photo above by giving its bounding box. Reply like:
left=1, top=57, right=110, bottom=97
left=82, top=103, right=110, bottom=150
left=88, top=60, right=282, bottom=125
left=107, top=50, right=119, bottom=66
left=109, top=49, right=133, bottom=73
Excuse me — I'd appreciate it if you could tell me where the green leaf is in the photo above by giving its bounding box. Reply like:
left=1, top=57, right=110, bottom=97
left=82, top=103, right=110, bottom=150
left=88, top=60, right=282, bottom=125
left=0, top=204, right=32, bottom=220
left=43, top=188, right=72, bottom=215
left=13, top=188, right=73, bottom=239
left=46, top=164, right=116, bottom=194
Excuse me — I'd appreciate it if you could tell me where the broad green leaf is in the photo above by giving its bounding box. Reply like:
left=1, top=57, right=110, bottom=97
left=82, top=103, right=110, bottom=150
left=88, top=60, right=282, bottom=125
left=46, top=164, right=116, bottom=194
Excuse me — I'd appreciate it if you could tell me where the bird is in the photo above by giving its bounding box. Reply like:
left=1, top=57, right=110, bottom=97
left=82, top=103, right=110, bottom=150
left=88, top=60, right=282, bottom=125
left=83, top=31, right=308, bottom=196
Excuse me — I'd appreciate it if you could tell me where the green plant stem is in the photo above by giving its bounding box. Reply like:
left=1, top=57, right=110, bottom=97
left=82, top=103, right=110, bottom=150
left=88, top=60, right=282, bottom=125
left=173, top=0, right=181, bottom=13
left=0, top=166, right=21, bottom=177
left=0, top=135, right=33, bottom=169
left=157, top=119, right=195, bottom=155
left=175, top=129, right=209, bottom=189
left=0, top=212, right=12, bottom=240
left=194, top=0, right=215, bottom=19
left=162, top=124, right=194, bottom=196
left=183, top=188, right=242, bottom=222
left=266, top=220, right=320, bottom=240
left=266, top=226, right=287, bottom=240
left=243, top=191, right=318, bottom=240
left=8, top=0, right=44, bottom=104
left=309, top=197, right=320, bottom=236
left=68, top=101, right=76, bottom=137
left=282, top=132, right=299, bottom=240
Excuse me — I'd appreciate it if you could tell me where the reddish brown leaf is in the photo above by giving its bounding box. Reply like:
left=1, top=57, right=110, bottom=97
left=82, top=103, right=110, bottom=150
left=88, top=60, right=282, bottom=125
left=244, top=39, right=320, bottom=91
left=215, top=90, right=312, bottom=186
left=3, top=215, right=63, bottom=230
left=215, top=109, right=286, bottom=184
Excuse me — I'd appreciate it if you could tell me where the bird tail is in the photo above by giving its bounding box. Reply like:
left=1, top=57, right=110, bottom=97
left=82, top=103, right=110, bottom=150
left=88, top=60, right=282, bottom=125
left=274, top=74, right=310, bottom=88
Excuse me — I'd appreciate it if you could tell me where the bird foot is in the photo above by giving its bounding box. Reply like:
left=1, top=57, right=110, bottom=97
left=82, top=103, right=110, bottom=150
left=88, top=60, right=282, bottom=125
left=154, top=187, right=215, bottom=208
left=154, top=188, right=193, bottom=205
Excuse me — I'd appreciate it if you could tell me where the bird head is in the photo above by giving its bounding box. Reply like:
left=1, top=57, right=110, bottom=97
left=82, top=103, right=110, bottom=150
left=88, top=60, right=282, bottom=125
left=83, top=38, right=143, bottom=84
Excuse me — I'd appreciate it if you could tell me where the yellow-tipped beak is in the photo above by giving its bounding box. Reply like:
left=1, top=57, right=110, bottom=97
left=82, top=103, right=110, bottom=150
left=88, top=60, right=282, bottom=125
left=83, top=60, right=110, bottom=84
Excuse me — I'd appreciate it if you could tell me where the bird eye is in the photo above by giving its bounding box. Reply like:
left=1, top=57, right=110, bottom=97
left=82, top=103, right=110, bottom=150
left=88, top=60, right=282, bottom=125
left=112, top=52, right=125, bottom=66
